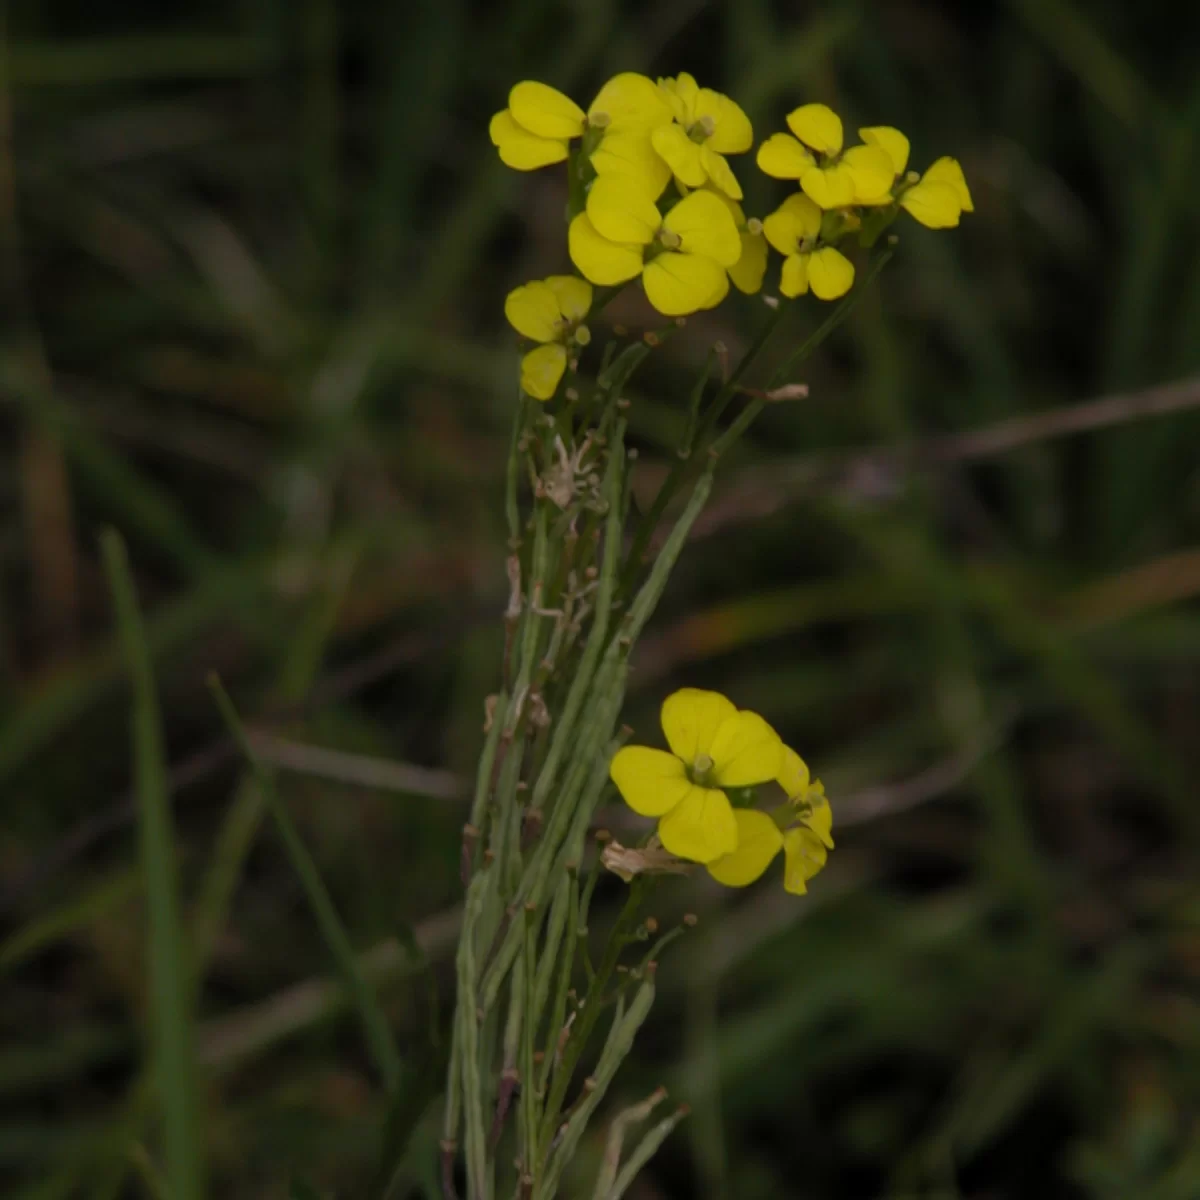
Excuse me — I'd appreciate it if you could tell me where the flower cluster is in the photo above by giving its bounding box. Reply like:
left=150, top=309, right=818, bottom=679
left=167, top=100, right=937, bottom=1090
left=495, top=73, right=972, bottom=402
left=609, top=688, right=832, bottom=895
left=757, top=104, right=973, bottom=299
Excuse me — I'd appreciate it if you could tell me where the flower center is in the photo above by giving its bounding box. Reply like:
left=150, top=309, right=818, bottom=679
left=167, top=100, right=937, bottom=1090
left=689, top=753, right=715, bottom=786
left=658, top=227, right=681, bottom=250
left=686, top=114, right=716, bottom=144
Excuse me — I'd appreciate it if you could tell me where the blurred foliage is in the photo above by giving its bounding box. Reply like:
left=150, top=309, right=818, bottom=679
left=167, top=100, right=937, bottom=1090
left=2, top=1, right=1200, bottom=1198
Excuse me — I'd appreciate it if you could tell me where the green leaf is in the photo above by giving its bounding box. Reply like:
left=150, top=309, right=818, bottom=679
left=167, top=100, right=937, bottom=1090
left=100, top=529, right=205, bottom=1200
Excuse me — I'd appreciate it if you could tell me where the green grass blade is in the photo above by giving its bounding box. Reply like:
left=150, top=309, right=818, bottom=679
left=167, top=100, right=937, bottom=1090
left=99, top=529, right=204, bottom=1200
left=206, top=673, right=402, bottom=1091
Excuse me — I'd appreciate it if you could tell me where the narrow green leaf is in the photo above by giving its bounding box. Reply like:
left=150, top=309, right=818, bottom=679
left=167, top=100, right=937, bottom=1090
left=206, top=674, right=401, bottom=1091
left=100, top=529, right=204, bottom=1200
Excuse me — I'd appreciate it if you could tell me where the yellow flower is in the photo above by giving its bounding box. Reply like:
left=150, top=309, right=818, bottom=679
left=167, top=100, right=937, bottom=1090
left=609, top=688, right=785, bottom=863
left=490, top=74, right=673, bottom=196
left=777, top=747, right=834, bottom=851
left=568, top=179, right=741, bottom=316
left=706, top=189, right=768, bottom=295
left=503, top=275, right=592, bottom=401
left=762, top=193, right=855, bottom=300
left=707, top=746, right=834, bottom=895
left=649, top=72, right=753, bottom=200
left=757, top=103, right=894, bottom=209
left=899, top=156, right=973, bottom=228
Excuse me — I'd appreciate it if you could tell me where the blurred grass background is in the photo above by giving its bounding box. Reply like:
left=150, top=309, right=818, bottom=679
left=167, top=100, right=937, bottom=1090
left=3, top=0, right=1200, bottom=1197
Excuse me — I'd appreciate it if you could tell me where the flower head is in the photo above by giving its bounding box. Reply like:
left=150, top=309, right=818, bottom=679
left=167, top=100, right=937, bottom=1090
left=650, top=73, right=754, bottom=200
left=899, top=156, right=974, bottom=228
left=490, top=74, right=674, bottom=196
left=609, top=688, right=784, bottom=863
left=757, top=104, right=895, bottom=209
left=504, top=275, right=592, bottom=400
left=762, top=193, right=855, bottom=300
left=706, top=747, right=834, bottom=894
left=569, top=179, right=741, bottom=316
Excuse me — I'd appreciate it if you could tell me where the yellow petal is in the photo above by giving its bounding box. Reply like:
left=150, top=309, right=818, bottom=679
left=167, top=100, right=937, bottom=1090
left=659, top=72, right=699, bottom=125
left=778, top=746, right=811, bottom=798
left=568, top=213, right=644, bottom=285
left=707, top=190, right=746, bottom=225
left=609, top=745, right=690, bottom=817
left=899, top=180, right=961, bottom=229
left=657, top=79, right=688, bottom=125
left=808, top=246, right=855, bottom=299
left=651, top=124, right=707, bottom=188
left=509, top=81, right=586, bottom=140
left=657, top=784, right=738, bottom=863
left=782, top=827, right=828, bottom=895
left=663, top=189, right=741, bottom=266
left=842, top=144, right=896, bottom=205
left=923, top=156, right=973, bottom=212
left=544, top=275, right=592, bottom=323
left=755, top=133, right=814, bottom=180
left=696, top=89, right=753, bottom=153
left=709, top=710, right=783, bottom=786
left=800, top=162, right=857, bottom=209
left=786, top=103, right=843, bottom=155
left=643, top=251, right=726, bottom=316
left=700, top=145, right=742, bottom=199
left=762, top=191, right=821, bottom=254
left=504, top=280, right=560, bottom=342
left=489, top=109, right=568, bottom=170
left=707, top=809, right=784, bottom=887
left=586, top=175, right=661, bottom=244
left=660, top=688, right=736, bottom=762
left=804, top=791, right=835, bottom=849
left=728, top=229, right=768, bottom=294
left=858, top=125, right=910, bottom=175
left=520, top=343, right=568, bottom=401
left=590, top=131, right=672, bottom=197
left=779, top=253, right=809, bottom=298
left=590, top=72, right=674, bottom=132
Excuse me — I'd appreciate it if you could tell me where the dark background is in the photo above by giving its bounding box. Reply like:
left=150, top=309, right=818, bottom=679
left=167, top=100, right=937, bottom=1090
left=3, top=1, right=1200, bottom=1197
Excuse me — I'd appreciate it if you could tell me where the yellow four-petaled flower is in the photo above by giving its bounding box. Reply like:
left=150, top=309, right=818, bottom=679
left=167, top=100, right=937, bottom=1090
left=762, top=193, right=855, bottom=300
left=609, top=688, right=784, bottom=863
left=503, top=276, right=593, bottom=401
left=652, top=73, right=754, bottom=200
left=569, top=180, right=741, bottom=316
left=757, top=104, right=895, bottom=209
left=490, top=73, right=674, bottom=196
left=900, top=156, right=974, bottom=228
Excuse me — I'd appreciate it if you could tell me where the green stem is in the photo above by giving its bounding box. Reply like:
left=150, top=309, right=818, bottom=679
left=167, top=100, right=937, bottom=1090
left=618, top=301, right=791, bottom=595
left=537, top=881, right=646, bottom=1159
